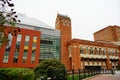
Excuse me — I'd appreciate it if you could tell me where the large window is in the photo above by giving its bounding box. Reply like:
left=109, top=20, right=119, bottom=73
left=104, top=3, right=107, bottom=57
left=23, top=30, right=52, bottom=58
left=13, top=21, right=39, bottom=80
left=115, top=50, right=118, bottom=56
left=23, top=35, right=30, bottom=63
left=90, top=47, right=93, bottom=54
left=94, top=47, right=98, bottom=55
left=31, top=36, right=37, bottom=63
left=80, top=46, right=84, bottom=54
left=103, top=48, right=106, bottom=55
left=13, top=34, right=22, bottom=63
left=99, top=48, right=102, bottom=55
left=3, top=33, right=13, bottom=63
left=40, top=34, right=60, bottom=61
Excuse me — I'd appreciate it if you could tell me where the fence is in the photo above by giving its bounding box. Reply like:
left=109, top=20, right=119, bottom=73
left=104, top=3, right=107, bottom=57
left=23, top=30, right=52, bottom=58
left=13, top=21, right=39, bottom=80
left=67, top=69, right=115, bottom=80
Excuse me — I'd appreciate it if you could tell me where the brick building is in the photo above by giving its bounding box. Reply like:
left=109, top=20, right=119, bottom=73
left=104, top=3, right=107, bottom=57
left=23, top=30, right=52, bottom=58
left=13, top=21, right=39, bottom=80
left=55, top=14, right=120, bottom=70
left=0, top=13, right=120, bottom=70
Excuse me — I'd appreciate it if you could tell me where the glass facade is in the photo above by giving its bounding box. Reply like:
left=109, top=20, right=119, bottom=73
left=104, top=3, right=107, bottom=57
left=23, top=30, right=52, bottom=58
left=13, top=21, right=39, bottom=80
left=40, top=34, right=60, bottom=61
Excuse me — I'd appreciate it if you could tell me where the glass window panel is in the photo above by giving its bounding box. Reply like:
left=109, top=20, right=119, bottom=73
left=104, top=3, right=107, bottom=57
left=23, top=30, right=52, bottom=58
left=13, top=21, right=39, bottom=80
left=31, top=36, right=37, bottom=63
left=3, top=34, right=13, bottom=63
left=13, top=34, right=22, bottom=63
left=23, top=35, right=30, bottom=63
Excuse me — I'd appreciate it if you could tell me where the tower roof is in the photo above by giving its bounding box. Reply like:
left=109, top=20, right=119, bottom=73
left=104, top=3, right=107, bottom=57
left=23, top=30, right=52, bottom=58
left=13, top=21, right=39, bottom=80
left=57, top=13, right=71, bottom=20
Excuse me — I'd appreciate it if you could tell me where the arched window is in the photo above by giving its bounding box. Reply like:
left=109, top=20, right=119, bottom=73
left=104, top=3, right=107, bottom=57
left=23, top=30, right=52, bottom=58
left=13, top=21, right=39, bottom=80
left=103, top=48, right=106, bottom=55
left=94, top=47, right=97, bottom=55
left=90, top=47, right=93, bottom=54
left=80, top=46, right=84, bottom=54
left=86, top=46, right=88, bottom=54
left=115, top=50, right=118, bottom=56
left=99, top=48, right=102, bottom=55
left=112, top=50, right=115, bottom=56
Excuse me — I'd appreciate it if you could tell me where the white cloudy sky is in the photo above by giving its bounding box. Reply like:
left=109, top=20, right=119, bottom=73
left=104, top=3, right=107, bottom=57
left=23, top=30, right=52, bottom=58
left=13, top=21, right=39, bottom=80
left=13, top=0, right=120, bottom=41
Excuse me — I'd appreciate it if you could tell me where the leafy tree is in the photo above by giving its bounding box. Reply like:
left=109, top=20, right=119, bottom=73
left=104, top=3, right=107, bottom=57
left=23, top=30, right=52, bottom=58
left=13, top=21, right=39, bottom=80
left=0, top=0, right=20, bottom=47
left=0, top=0, right=20, bottom=26
left=34, top=59, right=67, bottom=80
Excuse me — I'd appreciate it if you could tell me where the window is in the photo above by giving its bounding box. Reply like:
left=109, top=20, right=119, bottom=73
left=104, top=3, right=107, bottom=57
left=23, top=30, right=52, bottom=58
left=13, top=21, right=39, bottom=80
left=13, top=34, right=22, bottom=63
left=3, top=33, right=13, bottom=63
left=31, top=36, right=37, bottom=63
left=115, top=50, right=118, bottom=56
left=90, top=47, right=93, bottom=54
left=80, top=46, right=84, bottom=54
left=94, top=48, right=98, bottom=55
left=103, top=48, right=106, bottom=55
left=86, top=46, right=88, bottom=54
left=99, top=48, right=102, bottom=55
left=40, top=34, right=60, bottom=61
left=23, top=35, right=30, bottom=63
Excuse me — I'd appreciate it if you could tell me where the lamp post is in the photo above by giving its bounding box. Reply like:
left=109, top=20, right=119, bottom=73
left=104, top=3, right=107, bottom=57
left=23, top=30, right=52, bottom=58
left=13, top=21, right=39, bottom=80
left=72, top=63, right=74, bottom=80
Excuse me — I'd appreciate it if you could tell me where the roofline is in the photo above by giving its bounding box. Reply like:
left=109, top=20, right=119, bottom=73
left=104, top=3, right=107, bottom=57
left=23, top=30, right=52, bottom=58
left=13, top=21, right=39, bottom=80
left=17, top=23, right=58, bottom=31
left=94, top=25, right=120, bottom=34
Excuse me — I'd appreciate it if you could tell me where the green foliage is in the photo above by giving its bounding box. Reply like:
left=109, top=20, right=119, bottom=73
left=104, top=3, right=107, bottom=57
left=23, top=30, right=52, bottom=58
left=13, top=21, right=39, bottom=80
left=0, top=68, right=35, bottom=80
left=34, top=59, right=67, bottom=80
left=0, top=0, right=20, bottom=47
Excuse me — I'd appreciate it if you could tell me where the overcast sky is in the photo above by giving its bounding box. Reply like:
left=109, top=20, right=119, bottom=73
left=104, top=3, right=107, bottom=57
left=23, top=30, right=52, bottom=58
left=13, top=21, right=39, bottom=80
left=13, top=0, right=120, bottom=41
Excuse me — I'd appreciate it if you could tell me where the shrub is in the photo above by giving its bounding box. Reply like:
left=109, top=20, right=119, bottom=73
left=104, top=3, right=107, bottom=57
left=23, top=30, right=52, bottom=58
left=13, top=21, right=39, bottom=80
left=0, top=68, right=35, bottom=80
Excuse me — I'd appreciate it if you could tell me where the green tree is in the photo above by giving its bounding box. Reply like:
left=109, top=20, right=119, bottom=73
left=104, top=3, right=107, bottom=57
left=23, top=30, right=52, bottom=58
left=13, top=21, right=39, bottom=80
left=0, top=0, right=20, bottom=47
left=34, top=59, right=67, bottom=80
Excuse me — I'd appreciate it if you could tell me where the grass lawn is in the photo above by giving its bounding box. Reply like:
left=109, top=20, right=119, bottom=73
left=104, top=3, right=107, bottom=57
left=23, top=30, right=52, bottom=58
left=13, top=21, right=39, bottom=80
left=67, top=74, right=95, bottom=80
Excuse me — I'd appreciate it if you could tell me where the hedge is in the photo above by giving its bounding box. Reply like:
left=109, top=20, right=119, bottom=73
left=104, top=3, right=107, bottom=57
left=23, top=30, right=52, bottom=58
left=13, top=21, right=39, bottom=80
left=0, top=68, right=35, bottom=80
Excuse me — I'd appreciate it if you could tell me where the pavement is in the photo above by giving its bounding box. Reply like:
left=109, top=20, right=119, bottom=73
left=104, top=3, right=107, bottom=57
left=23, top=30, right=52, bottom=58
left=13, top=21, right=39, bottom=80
left=83, top=70, right=120, bottom=80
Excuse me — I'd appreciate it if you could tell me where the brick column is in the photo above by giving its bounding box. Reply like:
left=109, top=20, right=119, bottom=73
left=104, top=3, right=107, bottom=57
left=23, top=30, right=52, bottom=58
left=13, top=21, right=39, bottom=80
left=106, top=48, right=112, bottom=69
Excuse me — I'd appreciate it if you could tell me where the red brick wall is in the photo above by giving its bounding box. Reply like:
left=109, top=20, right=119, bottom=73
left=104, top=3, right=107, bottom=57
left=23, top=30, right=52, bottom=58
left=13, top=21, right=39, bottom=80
left=55, top=14, right=72, bottom=70
left=94, top=25, right=120, bottom=42
left=0, top=26, right=41, bottom=68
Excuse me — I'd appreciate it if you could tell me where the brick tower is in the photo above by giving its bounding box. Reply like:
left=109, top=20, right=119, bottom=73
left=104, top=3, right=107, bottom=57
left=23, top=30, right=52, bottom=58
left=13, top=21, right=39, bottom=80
left=55, top=13, right=72, bottom=70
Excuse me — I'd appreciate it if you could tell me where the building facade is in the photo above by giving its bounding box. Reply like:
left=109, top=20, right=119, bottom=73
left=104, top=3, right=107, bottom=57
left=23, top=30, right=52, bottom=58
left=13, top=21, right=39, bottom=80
left=0, top=14, right=61, bottom=68
left=55, top=14, right=120, bottom=70
left=0, top=13, right=120, bottom=70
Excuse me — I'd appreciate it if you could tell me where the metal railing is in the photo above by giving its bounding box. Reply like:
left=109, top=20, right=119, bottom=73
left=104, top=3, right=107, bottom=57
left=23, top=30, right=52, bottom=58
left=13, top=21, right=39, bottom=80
left=67, top=69, right=115, bottom=80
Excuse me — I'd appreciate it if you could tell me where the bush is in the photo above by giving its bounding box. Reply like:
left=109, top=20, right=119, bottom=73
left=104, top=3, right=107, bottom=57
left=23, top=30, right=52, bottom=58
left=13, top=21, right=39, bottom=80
left=0, top=68, right=35, bottom=80
left=34, top=59, right=67, bottom=80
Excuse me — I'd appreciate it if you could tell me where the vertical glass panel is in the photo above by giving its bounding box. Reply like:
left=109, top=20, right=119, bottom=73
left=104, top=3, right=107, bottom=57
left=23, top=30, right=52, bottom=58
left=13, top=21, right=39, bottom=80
left=13, top=34, right=22, bottom=63
left=23, top=35, right=30, bottom=63
left=31, top=36, right=37, bottom=63
left=3, top=33, right=13, bottom=63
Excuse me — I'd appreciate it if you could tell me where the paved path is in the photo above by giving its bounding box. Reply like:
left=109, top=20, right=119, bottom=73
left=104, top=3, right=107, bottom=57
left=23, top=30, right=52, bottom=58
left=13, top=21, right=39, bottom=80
left=84, top=70, right=120, bottom=80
